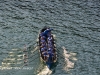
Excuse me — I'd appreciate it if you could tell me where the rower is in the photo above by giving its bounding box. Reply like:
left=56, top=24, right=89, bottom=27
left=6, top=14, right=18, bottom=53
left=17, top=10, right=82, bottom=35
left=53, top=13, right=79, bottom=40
left=48, top=45, right=55, bottom=53
left=48, top=43, right=53, bottom=48
left=41, top=47, right=47, bottom=52
left=48, top=40, right=52, bottom=44
left=48, top=36, right=53, bottom=41
left=47, top=50, right=54, bottom=62
left=42, top=51, right=48, bottom=61
left=48, top=48, right=53, bottom=52
left=41, top=48, right=45, bottom=52
left=40, top=42, right=46, bottom=47
left=40, top=36, right=46, bottom=41
left=40, top=40, right=46, bottom=45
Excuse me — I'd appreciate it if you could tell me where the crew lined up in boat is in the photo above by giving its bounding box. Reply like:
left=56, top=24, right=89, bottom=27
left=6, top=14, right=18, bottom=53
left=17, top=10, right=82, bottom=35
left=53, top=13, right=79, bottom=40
left=39, top=27, right=57, bottom=62
left=40, top=36, right=47, bottom=55
left=42, top=47, right=54, bottom=61
left=47, top=38, right=54, bottom=48
left=47, top=34, right=56, bottom=53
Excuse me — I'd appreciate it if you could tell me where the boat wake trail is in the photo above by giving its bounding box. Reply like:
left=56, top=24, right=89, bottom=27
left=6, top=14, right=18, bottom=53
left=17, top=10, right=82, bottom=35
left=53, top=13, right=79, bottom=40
left=37, top=66, right=52, bottom=75
left=62, top=46, right=77, bottom=72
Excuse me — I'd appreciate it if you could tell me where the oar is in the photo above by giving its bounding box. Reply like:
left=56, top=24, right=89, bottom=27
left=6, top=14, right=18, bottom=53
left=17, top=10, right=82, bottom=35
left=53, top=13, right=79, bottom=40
left=7, top=54, right=39, bottom=75
left=23, top=41, right=39, bottom=52
left=27, top=50, right=39, bottom=60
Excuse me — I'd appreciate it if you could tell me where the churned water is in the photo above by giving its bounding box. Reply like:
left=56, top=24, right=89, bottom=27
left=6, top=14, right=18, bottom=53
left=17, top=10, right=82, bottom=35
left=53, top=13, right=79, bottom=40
left=0, top=0, right=100, bottom=75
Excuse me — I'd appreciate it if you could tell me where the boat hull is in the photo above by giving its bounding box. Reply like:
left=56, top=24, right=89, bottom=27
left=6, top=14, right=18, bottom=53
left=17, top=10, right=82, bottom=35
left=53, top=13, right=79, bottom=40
left=38, top=27, right=57, bottom=69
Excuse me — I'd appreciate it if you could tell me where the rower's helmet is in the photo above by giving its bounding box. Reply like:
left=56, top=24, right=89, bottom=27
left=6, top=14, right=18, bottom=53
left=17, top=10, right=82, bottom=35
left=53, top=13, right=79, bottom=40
left=48, top=48, right=52, bottom=50
left=44, top=47, right=47, bottom=50
left=41, top=48, right=45, bottom=51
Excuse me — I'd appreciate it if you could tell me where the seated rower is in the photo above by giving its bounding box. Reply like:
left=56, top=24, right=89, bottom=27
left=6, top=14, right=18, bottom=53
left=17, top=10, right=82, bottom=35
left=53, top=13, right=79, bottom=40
left=41, top=47, right=47, bottom=52
left=40, top=42, right=46, bottom=47
left=48, top=48, right=53, bottom=52
left=41, top=48, right=45, bottom=52
left=48, top=36, right=54, bottom=42
left=48, top=49, right=54, bottom=55
left=48, top=40, right=52, bottom=44
left=47, top=50, right=55, bottom=61
left=48, top=43, right=54, bottom=48
left=40, top=36, right=46, bottom=42
left=42, top=51, right=48, bottom=61
left=40, top=36, right=46, bottom=40
left=48, top=36, right=53, bottom=41
left=48, top=44, right=56, bottom=52
left=40, top=40, right=46, bottom=45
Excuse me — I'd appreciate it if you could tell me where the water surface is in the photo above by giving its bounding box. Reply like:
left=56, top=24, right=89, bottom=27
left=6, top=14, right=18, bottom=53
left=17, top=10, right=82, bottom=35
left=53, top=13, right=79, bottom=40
left=0, top=0, right=100, bottom=75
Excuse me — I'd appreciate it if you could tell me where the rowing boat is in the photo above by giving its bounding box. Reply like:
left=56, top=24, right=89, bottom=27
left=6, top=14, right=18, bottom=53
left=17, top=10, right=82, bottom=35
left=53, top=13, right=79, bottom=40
left=38, top=27, right=57, bottom=69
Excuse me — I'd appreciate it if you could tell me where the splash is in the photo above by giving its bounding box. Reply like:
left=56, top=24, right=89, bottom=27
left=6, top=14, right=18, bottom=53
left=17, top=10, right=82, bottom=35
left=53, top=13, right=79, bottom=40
left=62, top=46, right=77, bottom=71
left=37, top=66, right=52, bottom=75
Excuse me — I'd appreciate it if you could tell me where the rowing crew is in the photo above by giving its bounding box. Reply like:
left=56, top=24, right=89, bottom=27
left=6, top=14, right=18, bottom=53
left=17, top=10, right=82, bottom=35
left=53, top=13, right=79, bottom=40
left=39, top=28, right=56, bottom=61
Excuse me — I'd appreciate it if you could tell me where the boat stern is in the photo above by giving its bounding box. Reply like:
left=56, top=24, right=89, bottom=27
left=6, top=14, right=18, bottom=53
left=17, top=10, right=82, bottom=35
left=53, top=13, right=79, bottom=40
left=46, top=62, right=52, bottom=69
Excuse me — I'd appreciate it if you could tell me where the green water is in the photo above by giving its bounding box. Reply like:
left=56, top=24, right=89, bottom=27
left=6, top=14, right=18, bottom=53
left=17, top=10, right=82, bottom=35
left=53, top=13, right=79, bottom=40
left=0, top=0, right=100, bottom=75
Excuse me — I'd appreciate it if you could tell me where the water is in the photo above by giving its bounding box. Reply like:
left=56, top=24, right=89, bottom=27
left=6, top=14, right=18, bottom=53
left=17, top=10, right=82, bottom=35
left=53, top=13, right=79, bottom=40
left=0, top=0, right=100, bottom=75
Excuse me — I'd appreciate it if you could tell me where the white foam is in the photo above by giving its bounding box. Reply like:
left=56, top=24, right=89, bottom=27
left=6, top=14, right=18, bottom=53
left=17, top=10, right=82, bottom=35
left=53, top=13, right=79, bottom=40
left=37, top=66, right=52, bottom=75
left=62, top=46, right=77, bottom=71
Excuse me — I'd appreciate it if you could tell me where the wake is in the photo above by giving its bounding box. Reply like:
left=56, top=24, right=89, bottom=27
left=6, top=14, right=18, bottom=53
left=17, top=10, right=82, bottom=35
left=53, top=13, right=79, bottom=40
left=62, top=46, right=77, bottom=71
left=37, top=66, right=52, bottom=75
